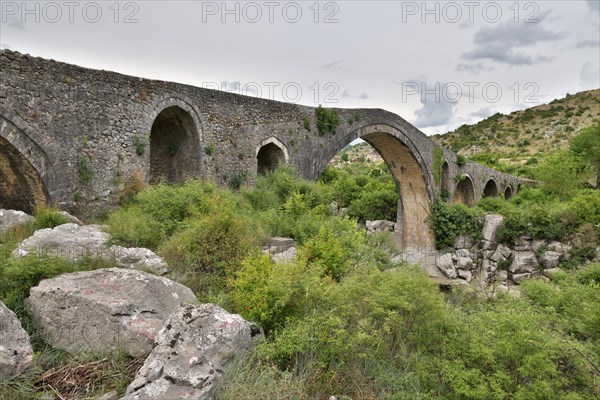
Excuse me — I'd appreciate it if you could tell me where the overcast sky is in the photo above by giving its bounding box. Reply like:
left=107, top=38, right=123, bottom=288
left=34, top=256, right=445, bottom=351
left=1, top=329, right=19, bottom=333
left=1, top=0, right=599, bottom=135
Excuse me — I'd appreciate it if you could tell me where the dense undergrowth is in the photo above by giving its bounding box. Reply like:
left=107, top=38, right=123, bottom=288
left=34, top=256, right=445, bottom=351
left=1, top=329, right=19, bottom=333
left=1, top=148, right=599, bottom=398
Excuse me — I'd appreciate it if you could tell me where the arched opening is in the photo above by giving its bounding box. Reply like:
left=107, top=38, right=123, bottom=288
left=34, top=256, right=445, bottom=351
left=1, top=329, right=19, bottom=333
left=483, top=179, right=499, bottom=198
left=0, top=136, right=47, bottom=213
left=257, top=143, right=285, bottom=175
left=453, top=175, right=475, bottom=206
left=441, top=161, right=450, bottom=200
left=319, top=127, right=434, bottom=253
left=150, top=106, right=200, bottom=183
left=504, top=186, right=513, bottom=200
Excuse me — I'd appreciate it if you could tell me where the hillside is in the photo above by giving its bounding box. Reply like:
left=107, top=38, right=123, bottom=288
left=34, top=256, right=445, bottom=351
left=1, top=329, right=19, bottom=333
left=432, top=89, right=600, bottom=163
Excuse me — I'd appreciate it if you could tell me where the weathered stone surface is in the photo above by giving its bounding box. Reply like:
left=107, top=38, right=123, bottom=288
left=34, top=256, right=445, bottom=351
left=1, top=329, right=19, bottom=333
left=482, top=259, right=497, bottom=272
left=436, top=253, right=457, bottom=279
left=57, top=211, right=84, bottom=226
left=0, top=301, right=33, bottom=379
left=540, top=251, right=561, bottom=269
left=28, top=268, right=197, bottom=357
left=458, top=269, right=472, bottom=282
left=366, top=220, right=395, bottom=234
left=496, top=270, right=508, bottom=282
left=110, top=245, right=169, bottom=275
left=510, top=251, right=539, bottom=274
left=457, top=256, right=474, bottom=270
left=454, top=235, right=474, bottom=249
left=482, top=214, right=504, bottom=242
left=12, top=223, right=168, bottom=275
left=491, top=244, right=512, bottom=262
left=512, top=273, right=532, bottom=284
left=262, top=237, right=297, bottom=264
left=123, top=304, right=258, bottom=400
left=513, top=236, right=533, bottom=251
left=456, top=249, right=471, bottom=258
left=548, top=241, right=571, bottom=255
left=0, top=209, right=33, bottom=234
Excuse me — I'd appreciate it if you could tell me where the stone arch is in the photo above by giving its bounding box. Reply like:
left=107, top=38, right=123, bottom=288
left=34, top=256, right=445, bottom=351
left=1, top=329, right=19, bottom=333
left=441, top=160, right=451, bottom=198
left=453, top=174, right=475, bottom=206
left=149, top=105, right=201, bottom=183
left=0, top=113, right=52, bottom=213
left=483, top=178, right=499, bottom=198
left=256, top=137, right=289, bottom=175
left=319, top=123, right=435, bottom=253
left=504, top=185, right=513, bottom=200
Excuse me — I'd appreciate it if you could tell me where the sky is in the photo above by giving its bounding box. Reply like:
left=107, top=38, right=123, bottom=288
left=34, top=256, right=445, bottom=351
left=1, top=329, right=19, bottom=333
left=1, top=0, right=599, bottom=135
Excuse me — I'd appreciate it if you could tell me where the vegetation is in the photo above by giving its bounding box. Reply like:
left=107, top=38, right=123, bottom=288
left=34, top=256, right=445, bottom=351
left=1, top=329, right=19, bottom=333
left=315, top=105, right=340, bottom=136
left=76, top=153, right=94, bottom=184
left=2, top=101, right=600, bottom=398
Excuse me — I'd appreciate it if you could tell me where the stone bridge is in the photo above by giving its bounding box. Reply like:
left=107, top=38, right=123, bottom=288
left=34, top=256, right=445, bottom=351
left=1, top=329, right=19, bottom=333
left=0, top=50, right=523, bottom=262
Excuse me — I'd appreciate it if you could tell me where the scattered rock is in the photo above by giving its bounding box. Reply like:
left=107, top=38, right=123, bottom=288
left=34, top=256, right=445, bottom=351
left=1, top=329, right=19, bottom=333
left=123, top=304, right=259, bottom=400
left=458, top=269, right=472, bottom=282
left=12, top=224, right=168, bottom=275
left=0, top=209, right=34, bottom=234
left=512, top=272, right=531, bottom=284
left=540, top=251, right=561, bottom=269
left=0, top=300, right=34, bottom=379
left=491, top=244, right=512, bottom=262
left=28, top=268, right=197, bottom=357
left=454, top=235, right=474, bottom=249
left=457, top=256, right=474, bottom=270
left=366, top=220, right=395, bottom=235
left=510, top=250, right=539, bottom=274
left=513, top=236, right=533, bottom=251
left=262, top=237, right=297, bottom=264
left=436, top=253, right=457, bottom=279
left=482, top=214, right=504, bottom=242
left=330, top=201, right=339, bottom=215
left=57, top=211, right=84, bottom=226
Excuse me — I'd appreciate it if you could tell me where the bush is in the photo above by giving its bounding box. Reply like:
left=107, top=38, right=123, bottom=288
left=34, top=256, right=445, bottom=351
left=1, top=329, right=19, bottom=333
left=33, top=206, right=70, bottom=230
left=315, top=105, right=340, bottom=136
left=429, top=200, right=483, bottom=249
left=347, top=187, right=398, bottom=221
left=106, top=207, right=164, bottom=249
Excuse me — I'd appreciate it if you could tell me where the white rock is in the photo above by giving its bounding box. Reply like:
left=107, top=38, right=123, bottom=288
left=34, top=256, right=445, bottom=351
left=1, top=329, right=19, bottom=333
left=0, top=301, right=33, bottom=379
left=436, top=253, right=457, bottom=279
left=482, top=214, right=504, bottom=242
left=0, top=209, right=34, bottom=234
left=510, top=250, right=539, bottom=274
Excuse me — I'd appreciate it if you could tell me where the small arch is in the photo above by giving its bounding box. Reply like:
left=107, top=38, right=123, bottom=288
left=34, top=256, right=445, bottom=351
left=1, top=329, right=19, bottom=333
left=150, top=106, right=201, bottom=183
left=504, top=186, right=513, bottom=200
left=0, top=135, right=47, bottom=213
left=441, top=160, right=450, bottom=199
left=453, top=174, right=475, bottom=206
left=256, top=137, right=288, bottom=175
left=483, top=178, right=499, bottom=198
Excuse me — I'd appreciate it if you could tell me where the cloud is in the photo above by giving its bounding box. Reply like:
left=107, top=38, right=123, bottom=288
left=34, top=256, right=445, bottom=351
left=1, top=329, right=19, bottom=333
left=324, top=60, right=347, bottom=71
left=456, top=62, right=495, bottom=73
left=341, top=90, right=369, bottom=100
left=574, top=40, right=600, bottom=49
left=469, top=107, right=494, bottom=119
left=587, top=0, right=600, bottom=12
left=580, top=61, right=600, bottom=89
left=413, top=100, right=456, bottom=129
left=460, top=14, right=564, bottom=66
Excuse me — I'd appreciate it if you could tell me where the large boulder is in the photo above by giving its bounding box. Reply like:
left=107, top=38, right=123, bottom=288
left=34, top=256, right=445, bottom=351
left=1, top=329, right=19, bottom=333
left=540, top=251, right=561, bottom=269
left=0, top=209, right=34, bottom=234
left=436, top=253, right=457, bottom=279
left=0, top=301, right=34, bottom=380
left=482, top=214, right=504, bottom=242
left=12, top=224, right=167, bottom=275
left=28, top=268, right=197, bottom=357
left=123, top=304, right=259, bottom=400
left=510, top=250, right=539, bottom=274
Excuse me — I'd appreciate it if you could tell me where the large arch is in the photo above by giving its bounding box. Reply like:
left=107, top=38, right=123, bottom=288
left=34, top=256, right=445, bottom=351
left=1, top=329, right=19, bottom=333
left=453, top=174, right=475, bottom=206
left=256, top=137, right=289, bottom=175
left=483, top=178, right=499, bottom=198
left=319, top=123, right=435, bottom=253
left=149, top=106, right=201, bottom=183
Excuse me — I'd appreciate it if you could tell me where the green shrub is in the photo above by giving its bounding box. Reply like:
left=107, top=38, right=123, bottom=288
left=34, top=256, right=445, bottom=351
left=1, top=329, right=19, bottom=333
left=303, top=117, right=311, bottom=131
left=106, top=207, right=164, bottom=249
left=347, top=188, right=398, bottom=221
left=33, top=206, right=70, bottom=230
left=570, top=189, right=600, bottom=226
left=429, top=200, right=483, bottom=249
left=315, top=105, right=340, bottom=136
left=229, top=253, right=322, bottom=333
left=77, top=154, right=94, bottom=184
